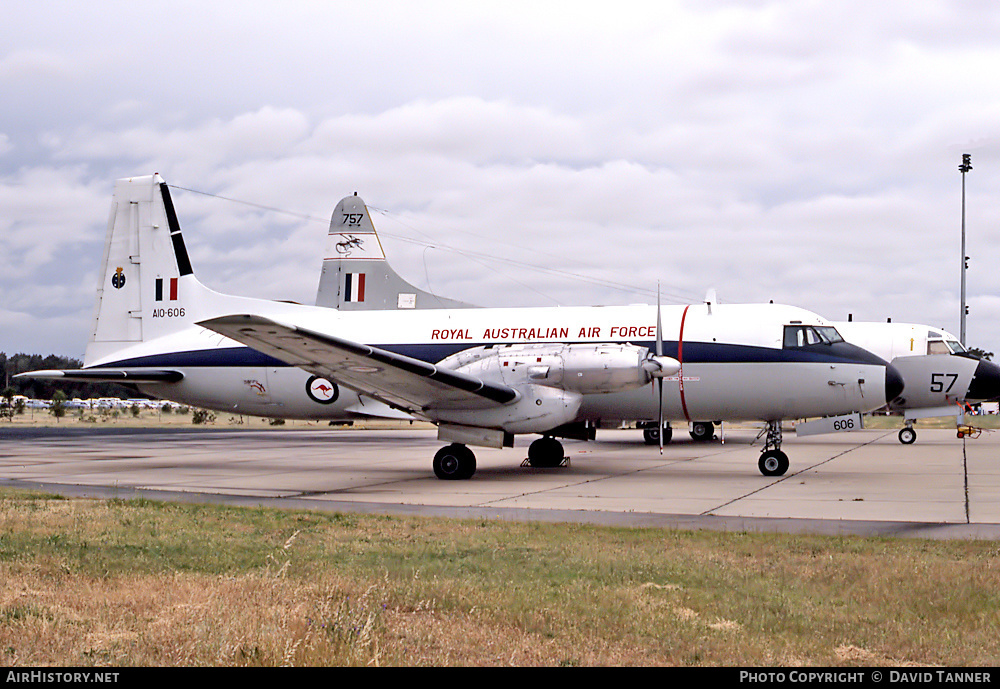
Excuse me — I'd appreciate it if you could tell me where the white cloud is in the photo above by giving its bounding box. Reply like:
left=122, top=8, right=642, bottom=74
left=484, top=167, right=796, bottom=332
left=4, top=1, right=1000, bottom=358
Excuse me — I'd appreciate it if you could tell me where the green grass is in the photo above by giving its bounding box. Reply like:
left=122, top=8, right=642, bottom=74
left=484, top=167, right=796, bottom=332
left=1, top=489, right=999, bottom=666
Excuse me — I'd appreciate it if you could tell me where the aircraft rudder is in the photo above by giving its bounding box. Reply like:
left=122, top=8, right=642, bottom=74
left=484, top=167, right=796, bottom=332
left=86, top=174, right=209, bottom=364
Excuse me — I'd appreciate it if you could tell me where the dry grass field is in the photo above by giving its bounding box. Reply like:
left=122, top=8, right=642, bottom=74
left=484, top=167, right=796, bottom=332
left=1, top=489, right=999, bottom=667
left=3, top=405, right=426, bottom=431
left=3, top=408, right=999, bottom=666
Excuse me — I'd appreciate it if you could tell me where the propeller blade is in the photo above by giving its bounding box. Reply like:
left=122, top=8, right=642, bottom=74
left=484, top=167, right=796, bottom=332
left=656, top=283, right=663, bottom=357
left=657, top=283, right=663, bottom=454
left=658, top=378, right=663, bottom=454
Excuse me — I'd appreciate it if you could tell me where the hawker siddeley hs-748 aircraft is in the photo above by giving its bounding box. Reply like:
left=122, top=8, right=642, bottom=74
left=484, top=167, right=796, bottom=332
left=21, top=174, right=904, bottom=479
left=832, top=320, right=1000, bottom=444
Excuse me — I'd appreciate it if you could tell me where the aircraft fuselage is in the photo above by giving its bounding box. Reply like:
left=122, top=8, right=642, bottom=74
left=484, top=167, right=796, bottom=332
left=97, top=299, right=895, bottom=425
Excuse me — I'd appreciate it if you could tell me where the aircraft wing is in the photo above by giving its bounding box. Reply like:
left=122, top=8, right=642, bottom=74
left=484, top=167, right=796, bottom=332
left=14, top=369, right=184, bottom=383
left=197, top=315, right=519, bottom=413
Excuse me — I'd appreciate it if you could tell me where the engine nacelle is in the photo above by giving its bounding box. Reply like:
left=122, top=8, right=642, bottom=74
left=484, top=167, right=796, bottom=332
left=427, top=384, right=582, bottom=434
left=440, top=342, right=672, bottom=395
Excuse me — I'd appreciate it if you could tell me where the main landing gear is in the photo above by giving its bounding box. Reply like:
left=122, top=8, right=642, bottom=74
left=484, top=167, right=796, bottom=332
left=433, top=444, right=477, bottom=480
left=689, top=421, right=714, bottom=442
left=641, top=421, right=716, bottom=445
left=432, top=436, right=567, bottom=480
left=757, top=420, right=789, bottom=477
left=526, top=436, right=565, bottom=468
left=642, top=423, right=673, bottom=445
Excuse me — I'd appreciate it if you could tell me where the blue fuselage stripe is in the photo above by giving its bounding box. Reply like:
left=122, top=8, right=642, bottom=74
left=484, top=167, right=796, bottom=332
left=90, top=340, right=883, bottom=370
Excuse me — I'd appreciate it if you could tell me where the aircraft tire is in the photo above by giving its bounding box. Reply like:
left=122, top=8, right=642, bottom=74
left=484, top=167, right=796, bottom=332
left=528, top=437, right=564, bottom=468
left=433, top=444, right=476, bottom=480
left=758, top=449, right=789, bottom=477
left=690, top=422, right=714, bottom=442
left=643, top=425, right=672, bottom=445
left=898, top=427, right=917, bottom=445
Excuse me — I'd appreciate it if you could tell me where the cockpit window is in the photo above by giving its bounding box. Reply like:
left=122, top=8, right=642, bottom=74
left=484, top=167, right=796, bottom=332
left=927, top=340, right=950, bottom=355
left=816, top=326, right=845, bottom=344
left=783, top=325, right=844, bottom=348
left=927, top=338, right=966, bottom=355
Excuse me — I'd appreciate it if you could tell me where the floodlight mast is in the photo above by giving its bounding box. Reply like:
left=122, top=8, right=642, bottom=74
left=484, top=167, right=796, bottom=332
left=959, top=153, right=972, bottom=346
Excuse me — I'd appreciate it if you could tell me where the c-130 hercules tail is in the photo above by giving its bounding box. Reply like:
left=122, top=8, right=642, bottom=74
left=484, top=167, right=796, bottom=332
left=21, top=174, right=903, bottom=479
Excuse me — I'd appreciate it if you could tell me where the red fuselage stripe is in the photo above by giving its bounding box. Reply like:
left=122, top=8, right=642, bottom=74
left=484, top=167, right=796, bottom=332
left=678, top=304, right=691, bottom=422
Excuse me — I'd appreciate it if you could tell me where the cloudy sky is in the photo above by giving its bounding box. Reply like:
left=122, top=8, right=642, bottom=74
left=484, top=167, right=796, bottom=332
left=3, top=0, right=1000, bottom=360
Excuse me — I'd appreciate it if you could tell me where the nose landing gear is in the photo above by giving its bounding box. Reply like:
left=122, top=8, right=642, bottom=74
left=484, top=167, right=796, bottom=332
left=757, top=420, right=789, bottom=476
left=898, top=425, right=917, bottom=444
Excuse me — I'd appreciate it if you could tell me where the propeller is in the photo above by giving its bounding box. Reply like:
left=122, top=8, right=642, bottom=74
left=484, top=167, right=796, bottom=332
left=640, top=284, right=680, bottom=454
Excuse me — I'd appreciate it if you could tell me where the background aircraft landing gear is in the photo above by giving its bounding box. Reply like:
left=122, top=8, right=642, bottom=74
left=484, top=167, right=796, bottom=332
left=527, top=436, right=565, bottom=468
left=757, top=420, right=789, bottom=476
left=689, top=421, right=714, bottom=442
left=433, top=443, right=477, bottom=480
left=898, top=426, right=916, bottom=444
left=642, top=423, right=672, bottom=445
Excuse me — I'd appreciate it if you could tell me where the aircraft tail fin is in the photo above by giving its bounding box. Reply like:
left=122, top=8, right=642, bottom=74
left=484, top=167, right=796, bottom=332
left=315, top=194, right=472, bottom=310
left=85, top=174, right=215, bottom=366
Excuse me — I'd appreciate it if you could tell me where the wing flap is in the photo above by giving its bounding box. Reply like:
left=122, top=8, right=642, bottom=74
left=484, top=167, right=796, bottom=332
left=197, top=315, right=518, bottom=412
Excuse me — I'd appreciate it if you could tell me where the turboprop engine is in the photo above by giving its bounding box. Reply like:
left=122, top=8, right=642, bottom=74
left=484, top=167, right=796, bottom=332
left=426, top=343, right=678, bottom=444
left=438, top=342, right=680, bottom=394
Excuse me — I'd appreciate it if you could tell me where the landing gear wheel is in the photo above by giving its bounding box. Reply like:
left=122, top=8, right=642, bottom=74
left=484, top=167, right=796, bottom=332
left=643, top=425, right=673, bottom=445
left=528, top=437, right=565, bottom=468
left=898, top=427, right=917, bottom=445
left=433, top=444, right=476, bottom=480
left=758, top=449, right=789, bottom=477
left=690, top=422, right=714, bottom=442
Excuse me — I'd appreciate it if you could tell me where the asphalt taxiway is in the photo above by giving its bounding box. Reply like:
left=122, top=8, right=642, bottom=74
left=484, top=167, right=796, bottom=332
left=2, top=425, right=999, bottom=539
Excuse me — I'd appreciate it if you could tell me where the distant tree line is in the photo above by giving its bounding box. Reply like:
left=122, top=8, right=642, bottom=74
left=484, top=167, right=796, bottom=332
left=968, top=347, right=994, bottom=361
left=1, top=352, right=139, bottom=401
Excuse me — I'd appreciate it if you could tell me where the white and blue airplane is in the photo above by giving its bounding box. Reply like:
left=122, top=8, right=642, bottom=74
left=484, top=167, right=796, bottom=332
left=832, top=320, right=1000, bottom=443
left=21, top=174, right=903, bottom=479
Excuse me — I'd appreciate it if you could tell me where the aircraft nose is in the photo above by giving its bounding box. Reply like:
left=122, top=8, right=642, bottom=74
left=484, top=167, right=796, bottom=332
left=885, top=362, right=905, bottom=405
left=966, top=358, right=1000, bottom=402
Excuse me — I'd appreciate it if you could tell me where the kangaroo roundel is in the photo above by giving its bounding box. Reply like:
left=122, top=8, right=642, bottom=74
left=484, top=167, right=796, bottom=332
left=306, top=375, right=339, bottom=404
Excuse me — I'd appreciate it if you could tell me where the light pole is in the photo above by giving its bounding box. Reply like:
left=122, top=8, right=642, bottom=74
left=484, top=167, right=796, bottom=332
left=959, top=153, right=972, bottom=346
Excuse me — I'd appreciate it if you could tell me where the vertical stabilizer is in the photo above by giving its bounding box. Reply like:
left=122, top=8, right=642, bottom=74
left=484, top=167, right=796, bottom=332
left=86, top=174, right=211, bottom=365
left=315, top=194, right=472, bottom=310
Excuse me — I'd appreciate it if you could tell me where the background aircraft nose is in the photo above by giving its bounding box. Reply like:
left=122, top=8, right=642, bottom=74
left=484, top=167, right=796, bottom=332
left=885, top=363, right=905, bottom=405
left=966, top=358, right=1000, bottom=402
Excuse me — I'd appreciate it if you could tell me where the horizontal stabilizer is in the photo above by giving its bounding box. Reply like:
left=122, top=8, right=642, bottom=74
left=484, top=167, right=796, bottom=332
left=197, top=314, right=518, bottom=412
left=15, top=369, right=184, bottom=383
